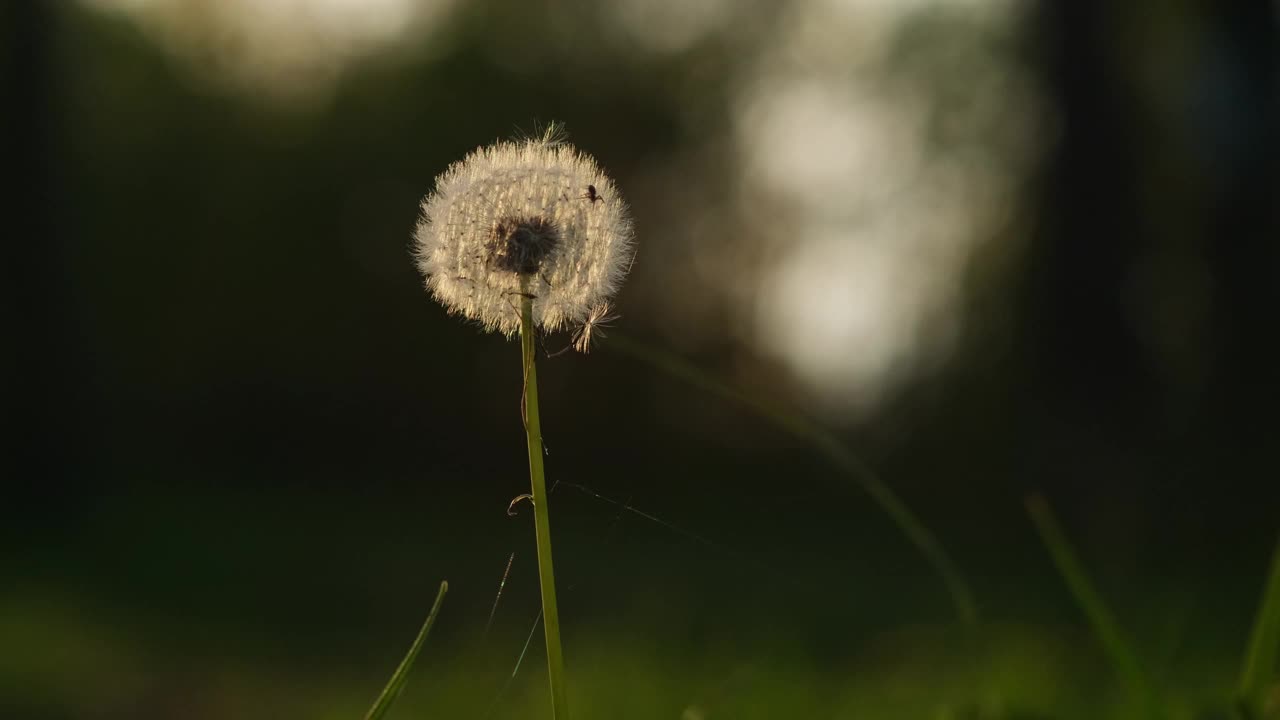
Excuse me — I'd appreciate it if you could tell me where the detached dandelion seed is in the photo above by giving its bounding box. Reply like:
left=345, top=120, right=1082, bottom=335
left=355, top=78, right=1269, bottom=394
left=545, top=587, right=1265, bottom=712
left=412, top=126, right=633, bottom=720
left=573, top=302, right=619, bottom=354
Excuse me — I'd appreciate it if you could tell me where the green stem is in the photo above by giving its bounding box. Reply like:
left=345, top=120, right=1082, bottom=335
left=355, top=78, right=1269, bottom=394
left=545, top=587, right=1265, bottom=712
left=520, top=293, right=569, bottom=719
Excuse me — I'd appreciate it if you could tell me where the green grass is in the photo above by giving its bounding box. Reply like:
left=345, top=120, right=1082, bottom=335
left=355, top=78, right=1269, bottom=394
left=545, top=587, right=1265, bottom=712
left=5, top=517, right=1274, bottom=720
left=8, top=337, right=1275, bottom=720
left=606, top=331, right=978, bottom=628
left=1238, top=535, right=1280, bottom=719
left=1026, top=494, right=1155, bottom=717
left=362, top=580, right=448, bottom=720
left=256, top=342, right=1280, bottom=720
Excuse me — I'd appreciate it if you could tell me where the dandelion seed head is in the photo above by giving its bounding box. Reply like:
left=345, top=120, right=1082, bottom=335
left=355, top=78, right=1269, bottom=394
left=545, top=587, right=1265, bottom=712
left=414, top=130, right=634, bottom=336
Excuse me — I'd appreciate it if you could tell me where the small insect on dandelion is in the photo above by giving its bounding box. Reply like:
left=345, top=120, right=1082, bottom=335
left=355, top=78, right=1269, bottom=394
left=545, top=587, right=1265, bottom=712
left=413, top=128, right=633, bottom=343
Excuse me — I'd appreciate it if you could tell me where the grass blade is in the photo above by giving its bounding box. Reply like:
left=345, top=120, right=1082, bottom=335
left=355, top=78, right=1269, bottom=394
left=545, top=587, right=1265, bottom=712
left=1025, top=494, right=1154, bottom=715
left=1238, top=534, right=1280, bottom=718
left=605, top=332, right=978, bottom=627
left=363, top=580, right=449, bottom=720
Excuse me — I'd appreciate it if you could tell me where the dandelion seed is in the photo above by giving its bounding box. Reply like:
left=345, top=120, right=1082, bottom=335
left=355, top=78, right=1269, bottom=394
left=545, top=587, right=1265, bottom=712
left=572, top=302, right=619, bottom=354
left=413, top=128, right=634, bottom=337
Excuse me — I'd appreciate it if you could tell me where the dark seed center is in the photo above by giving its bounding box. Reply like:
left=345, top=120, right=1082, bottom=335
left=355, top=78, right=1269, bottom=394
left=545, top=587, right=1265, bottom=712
left=486, top=216, right=558, bottom=275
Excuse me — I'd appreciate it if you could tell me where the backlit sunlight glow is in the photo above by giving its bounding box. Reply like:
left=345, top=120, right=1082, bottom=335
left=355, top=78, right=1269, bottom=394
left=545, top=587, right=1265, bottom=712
left=82, top=0, right=455, bottom=102
left=606, top=0, right=734, bottom=55
left=79, top=0, right=1041, bottom=414
left=735, top=0, right=1037, bottom=413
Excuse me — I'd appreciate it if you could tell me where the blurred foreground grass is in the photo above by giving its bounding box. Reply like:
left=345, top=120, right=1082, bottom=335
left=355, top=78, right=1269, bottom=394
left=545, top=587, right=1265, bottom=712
left=0, top=588, right=1248, bottom=720
left=1, top=484, right=1264, bottom=720
left=4, top=333, right=1275, bottom=720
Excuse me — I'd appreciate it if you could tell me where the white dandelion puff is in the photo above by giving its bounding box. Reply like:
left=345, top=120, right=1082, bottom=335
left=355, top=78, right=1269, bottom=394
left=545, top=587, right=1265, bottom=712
left=413, top=128, right=634, bottom=338
left=572, top=302, right=620, bottom=354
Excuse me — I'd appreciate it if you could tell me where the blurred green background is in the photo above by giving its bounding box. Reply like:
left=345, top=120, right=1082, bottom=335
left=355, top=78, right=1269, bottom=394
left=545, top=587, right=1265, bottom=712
left=4, top=0, right=1278, bottom=718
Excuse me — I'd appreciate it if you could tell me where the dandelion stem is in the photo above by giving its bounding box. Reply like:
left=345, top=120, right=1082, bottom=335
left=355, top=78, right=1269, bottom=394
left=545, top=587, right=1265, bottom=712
left=520, top=292, right=569, bottom=719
